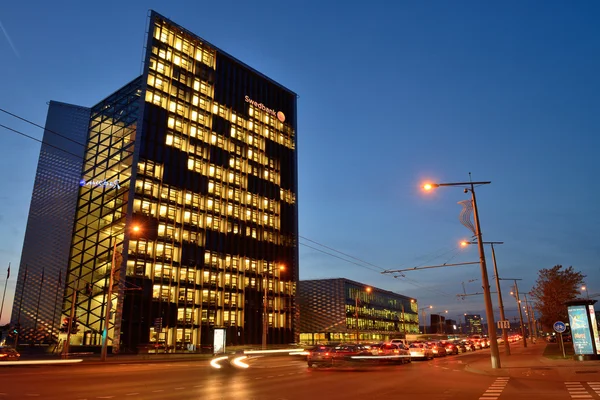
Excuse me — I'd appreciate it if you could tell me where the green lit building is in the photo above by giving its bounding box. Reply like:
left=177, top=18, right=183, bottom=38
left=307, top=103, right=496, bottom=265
left=297, top=279, right=418, bottom=344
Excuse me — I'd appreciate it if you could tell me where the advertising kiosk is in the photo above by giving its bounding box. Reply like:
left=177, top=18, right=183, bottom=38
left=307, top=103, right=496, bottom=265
left=566, top=299, right=600, bottom=361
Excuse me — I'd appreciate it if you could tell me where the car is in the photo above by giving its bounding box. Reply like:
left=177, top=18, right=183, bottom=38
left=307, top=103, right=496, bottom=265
left=461, top=340, right=476, bottom=351
left=441, top=341, right=459, bottom=355
left=307, top=344, right=373, bottom=368
left=426, top=342, right=447, bottom=357
left=377, top=343, right=411, bottom=364
left=408, top=343, right=434, bottom=360
left=0, top=347, right=20, bottom=361
left=452, top=341, right=467, bottom=353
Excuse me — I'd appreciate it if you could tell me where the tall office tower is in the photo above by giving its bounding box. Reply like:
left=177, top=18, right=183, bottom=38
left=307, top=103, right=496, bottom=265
left=60, top=11, right=298, bottom=353
left=10, top=101, right=90, bottom=343
left=465, top=314, right=483, bottom=335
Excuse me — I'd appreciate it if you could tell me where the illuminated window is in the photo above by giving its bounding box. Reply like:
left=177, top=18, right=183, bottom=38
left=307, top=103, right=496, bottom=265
left=211, top=134, right=217, bottom=144
left=208, top=182, right=214, bottom=193
left=249, top=107, right=254, bottom=116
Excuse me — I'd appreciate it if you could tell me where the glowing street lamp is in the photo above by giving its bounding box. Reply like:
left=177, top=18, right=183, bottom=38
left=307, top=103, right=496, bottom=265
left=422, top=178, right=501, bottom=369
left=419, top=305, right=433, bottom=334
left=582, top=286, right=590, bottom=300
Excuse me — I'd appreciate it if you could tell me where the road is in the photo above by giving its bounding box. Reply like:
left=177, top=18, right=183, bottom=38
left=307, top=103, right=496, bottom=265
left=1, top=351, right=599, bottom=399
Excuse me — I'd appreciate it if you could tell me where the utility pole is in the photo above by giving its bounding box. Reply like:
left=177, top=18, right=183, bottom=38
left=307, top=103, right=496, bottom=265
left=489, top=243, right=510, bottom=356
left=62, top=284, right=78, bottom=358
left=523, top=293, right=534, bottom=340
left=100, top=240, right=117, bottom=361
left=512, top=280, right=527, bottom=348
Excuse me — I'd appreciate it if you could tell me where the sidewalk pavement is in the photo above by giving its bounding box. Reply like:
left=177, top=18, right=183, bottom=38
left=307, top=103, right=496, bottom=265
left=465, top=341, right=600, bottom=380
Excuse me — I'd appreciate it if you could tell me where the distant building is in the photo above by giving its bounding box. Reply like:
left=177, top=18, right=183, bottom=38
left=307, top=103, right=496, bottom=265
left=10, top=101, right=90, bottom=343
left=297, top=278, right=417, bottom=345
left=465, top=314, right=483, bottom=335
left=430, top=314, right=447, bottom=334
left=445, top=319, right=457, bottom=334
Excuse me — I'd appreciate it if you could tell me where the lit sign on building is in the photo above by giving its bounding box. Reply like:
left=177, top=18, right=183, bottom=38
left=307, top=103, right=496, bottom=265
left=80, top=179, right=121, bottom=189
left=245, top=95, right=285, bottom=122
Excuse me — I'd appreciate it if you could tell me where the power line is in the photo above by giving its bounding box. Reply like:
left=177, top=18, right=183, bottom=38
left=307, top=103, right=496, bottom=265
left=0, top=123, right=84, bottom=160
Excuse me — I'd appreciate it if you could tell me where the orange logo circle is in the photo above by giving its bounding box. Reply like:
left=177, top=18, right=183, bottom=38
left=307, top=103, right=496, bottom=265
left=277, top=111, right=286, bottom=123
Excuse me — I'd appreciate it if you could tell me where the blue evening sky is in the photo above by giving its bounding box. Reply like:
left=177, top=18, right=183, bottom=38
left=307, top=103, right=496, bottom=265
left=1, top=1, right=598, bottom=326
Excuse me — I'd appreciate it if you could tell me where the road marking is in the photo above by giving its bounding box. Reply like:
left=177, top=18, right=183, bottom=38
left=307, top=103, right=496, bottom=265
left=565, top=382, right=593, bottom=399
left=151, top=390, right=164, bottom=393
left=479, top=377, right=509, bottom=400
left=174, top=387, right=185, bottom=390
left=126, top=394, right=139, bottom=396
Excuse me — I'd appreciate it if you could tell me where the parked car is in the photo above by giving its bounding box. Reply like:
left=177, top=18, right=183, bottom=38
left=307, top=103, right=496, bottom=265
left=461, top=340, right=476, bottom=351
left=0, top=347, right=20, bottom=361
left=408, top=343, right=434, bottom=360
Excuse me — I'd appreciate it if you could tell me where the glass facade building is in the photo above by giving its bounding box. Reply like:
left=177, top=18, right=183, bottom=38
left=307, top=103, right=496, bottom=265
left=10, top=101, right=90, bottom=343
left=297, top=278, right=418, bottom=345
left=58, top=11, right=298, bottom=353
left=465, top=314, right=483, bottom=335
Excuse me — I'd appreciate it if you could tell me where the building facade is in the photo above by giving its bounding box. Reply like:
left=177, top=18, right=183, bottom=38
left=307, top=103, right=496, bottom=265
left=10, top=101, right=91, bottom=343
left=15, top=11, right=298, bottom=353
left=297, top=278, right=418, bottom=345
left=465, top=314, right=483, bottom=335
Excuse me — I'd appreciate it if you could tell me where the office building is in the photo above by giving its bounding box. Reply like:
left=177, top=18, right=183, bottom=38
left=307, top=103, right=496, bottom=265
left=15, top=11, right=298, bottom=353
left=297, top=278, right=418, bottom=344
left=465, top=314, right=483, bottom=335
left=10, top=102, right=91, bottom=343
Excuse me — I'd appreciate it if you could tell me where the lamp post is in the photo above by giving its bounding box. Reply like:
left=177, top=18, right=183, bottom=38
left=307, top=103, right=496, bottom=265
left=263, top=264, right=284, bottom=349
left=461, top=240, right=510, bottom=355
left=582, top=286, right=590, bottom=300
left=355, top=287, right=372, bottom=343
left=508, top=279, right=527, bottom=348
left=420, top=305, right=433, bottom=334
left=424, top=179, right=501, bottom=369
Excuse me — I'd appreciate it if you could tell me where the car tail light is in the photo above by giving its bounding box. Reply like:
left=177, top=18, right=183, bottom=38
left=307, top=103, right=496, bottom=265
left=0, top=354, right=6, bottom=358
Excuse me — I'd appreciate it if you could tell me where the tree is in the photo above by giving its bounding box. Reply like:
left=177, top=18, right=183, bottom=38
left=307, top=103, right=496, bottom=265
left=529, top=265, right=585, bottom=330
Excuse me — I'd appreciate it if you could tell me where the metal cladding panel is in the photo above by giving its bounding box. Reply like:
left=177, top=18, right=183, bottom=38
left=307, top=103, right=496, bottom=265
left=10, top=101, right=90, bottom=342
left=298, top=279, right=347, bottom=333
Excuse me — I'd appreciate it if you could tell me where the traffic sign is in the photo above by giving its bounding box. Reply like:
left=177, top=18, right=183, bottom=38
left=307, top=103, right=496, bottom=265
left=154, top=317, right=163, bottom=333
left=553, top=321, right=566, bottom=333
left=496, top=320, right=510, bottom=329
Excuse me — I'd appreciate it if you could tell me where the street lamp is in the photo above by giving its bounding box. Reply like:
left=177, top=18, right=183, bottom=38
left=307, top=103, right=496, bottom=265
left=424, top=179, right=501, bottom=369
left=582, top=286, right=590, bottom=300
left=461, top=240, right=510, bottom=356
left=419, top=305, right=433, bottom=334
left=355, top=287, right=372, bottom=343
left=263, top=264, right=285, bottom=349
left=509, top=282, right=527, bottom=348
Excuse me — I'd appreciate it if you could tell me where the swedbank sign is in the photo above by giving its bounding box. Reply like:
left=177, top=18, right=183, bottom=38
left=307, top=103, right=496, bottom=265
left=245, top=95, right=285, bottom=123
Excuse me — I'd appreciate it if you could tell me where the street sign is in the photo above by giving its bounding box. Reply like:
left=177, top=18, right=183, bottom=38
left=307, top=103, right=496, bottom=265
left=497, top=320, right=510, bottom=329
left=553, top=321, right=566, bottom=333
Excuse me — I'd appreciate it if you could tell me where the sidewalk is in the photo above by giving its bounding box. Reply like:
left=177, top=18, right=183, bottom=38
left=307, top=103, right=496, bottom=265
left=465, top=341, right=600, bottom=380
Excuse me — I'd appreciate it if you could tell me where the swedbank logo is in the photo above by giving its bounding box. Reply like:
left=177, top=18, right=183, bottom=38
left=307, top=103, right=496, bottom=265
left=245, top=95, right=285, bottom=122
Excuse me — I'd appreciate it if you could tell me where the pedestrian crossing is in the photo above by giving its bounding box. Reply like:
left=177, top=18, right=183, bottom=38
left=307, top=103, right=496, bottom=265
left=565, top=381, right=600, bottom=399
left=479, top=377, right=509, bottom=400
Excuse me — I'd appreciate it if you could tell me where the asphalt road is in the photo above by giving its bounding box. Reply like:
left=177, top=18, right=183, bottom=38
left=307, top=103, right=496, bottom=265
left=1, top=351, right=598, bottom=399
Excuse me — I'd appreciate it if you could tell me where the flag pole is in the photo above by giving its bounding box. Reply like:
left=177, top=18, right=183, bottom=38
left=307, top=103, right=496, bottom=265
left=0, top=263, right=9, bottom=323
left=14, top=264, right=27, bottom=348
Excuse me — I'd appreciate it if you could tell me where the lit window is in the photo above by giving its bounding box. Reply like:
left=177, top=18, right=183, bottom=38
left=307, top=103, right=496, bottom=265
left=174, top=55, right=181, bottom=66
left=195, top=48, right=203, bottom=61
left=231, top=114, right=237, bottom=123
left=249, top=121, right=253, bottom=130
left=187, top=158, right=194, bottom=170
left=227, top=204, right=233, bottom=215
left=193, top=79, right=200, bottom=91
left=248, top=149, right=253, bottom=158
left=246, top=210, right=251, bottom=218
left=166, top=135, right=174, bottom=146
left=207, top=199, right=213, bottom=209
left=212, top=104, right=219, bottom=114
left=229, top=158, right=235, bottom=168
left=184, top=211, right=191, bottom=222
left=211, top=134, right=217, bottom=144
left=169, top=101, right=176, bottom=112
left=264, top=115, right=269, bottom=123
left=174, top=38, right=182, bottom=51
left=230, top=127, right=236, bottom=137
left=192, top=95, right=199, bottom=106
left=209, top=166, right=215, bottom=176
left=249, top=107, right=254, bottom=116
left=207, top=216, right=213, bottom=226
left=264, top=170, right=269, bottom=179
left=191, top=110, right=198, bottom=121
left=248, top=135, right=253, bottom=145
left=229, top=172, right=234, bottom=182
left=208, top=182, right=214, bottom=193
left=190, top=126, right=197, bottom=137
